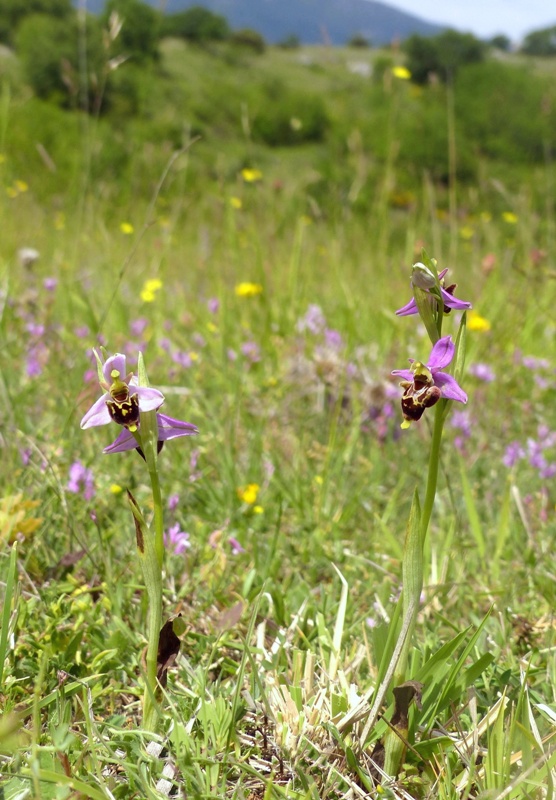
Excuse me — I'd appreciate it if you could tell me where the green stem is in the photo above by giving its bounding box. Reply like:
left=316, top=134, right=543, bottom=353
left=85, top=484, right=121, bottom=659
left=149, top=466, right=164, bottom=569
left=420, top=400, right=446, bottom=545
left=141, top=465, right=164, bottom=730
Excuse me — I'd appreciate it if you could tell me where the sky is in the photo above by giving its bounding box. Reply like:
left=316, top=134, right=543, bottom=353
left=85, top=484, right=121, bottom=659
left=384, top=0, right=556, bottom=41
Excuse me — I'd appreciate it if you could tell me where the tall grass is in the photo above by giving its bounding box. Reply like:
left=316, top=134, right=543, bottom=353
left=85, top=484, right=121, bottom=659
left=1, top=35, right=556, bottom=799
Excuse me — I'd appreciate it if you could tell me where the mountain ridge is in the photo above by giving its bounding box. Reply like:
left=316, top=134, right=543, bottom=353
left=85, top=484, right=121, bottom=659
left=85, top=0, right=445, bottom=45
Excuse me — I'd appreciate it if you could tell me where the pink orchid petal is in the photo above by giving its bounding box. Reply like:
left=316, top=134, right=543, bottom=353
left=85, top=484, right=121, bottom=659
left=395, top=298, right=418, bottom=317
left=157, top=413, right=198, bottom=440
left=440, top=287, right=472, bottom=311
left=103, top=353, right=127, bottom=383
left=103, top=428, right=138, bottom=454
left=80, top=392, right=112, bottom=429
left=428, top=336, right=455, bottom=370
left=133, top=385, right=165, bottom=411
left=434, top=372, right=468, bottom=403
left=391, top=369, right=414, bottom=381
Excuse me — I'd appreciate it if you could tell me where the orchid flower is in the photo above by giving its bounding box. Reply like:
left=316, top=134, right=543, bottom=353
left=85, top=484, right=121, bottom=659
left=396, top=266, right=471, bottom=317
left=392, top=335, right=467, bottom=424
left=80, top=353, right=164, bottom=431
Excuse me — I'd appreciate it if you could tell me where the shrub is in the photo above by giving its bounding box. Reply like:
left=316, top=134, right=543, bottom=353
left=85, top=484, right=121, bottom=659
left=521, top=25, right=556, bottom=57
left=1, top=0, right=72, bottom=45
left=229, top=28, right=266, bottom=54
left=15, top=13, right=105, bottom=107
left=455, top=61, right=555, bottom=162
left=252, top=80, right=329, bottom=146
left=277, top=35, right=300, bottom=50
left=404, top=29, right=486, bottom=84
left=102, top=0, right=161, bottom=64
left=347, top=34, right=371, bottom=48
left=161, top=7, right=230, bottom=42
left=489, top=34, right=511, bottom=52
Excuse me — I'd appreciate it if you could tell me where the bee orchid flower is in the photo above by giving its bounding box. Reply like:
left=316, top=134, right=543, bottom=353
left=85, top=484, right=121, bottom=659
left=392, top=335, right=467, bottom=425
left=80, top=353, right=164, bottom=431
left=396, top=266, right=471, bottom=317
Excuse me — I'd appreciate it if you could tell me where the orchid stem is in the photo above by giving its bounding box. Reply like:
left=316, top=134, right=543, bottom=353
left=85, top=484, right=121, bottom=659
left=149, top=466, right=165, bottom=569
left=140, top=464, right=164, bottom=731
left=420, top=400, right=446, bottom=545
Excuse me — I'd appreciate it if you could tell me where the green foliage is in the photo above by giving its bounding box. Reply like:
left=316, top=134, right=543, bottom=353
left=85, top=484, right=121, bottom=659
left=521, top=25, right=556, bottom=56
left=161, top=6, right=230, bottom=42
left=277, top=34, right=301, bottom=50
left=404, top=28, right=486, bottom=83
left=489, top=34, right=511, bottom=52
left=102, top=0, right=161, bottom=64
left=15, top=12, right=105, bottom=108
left=347, top=33, right=371, bottom=48
left=251, top=79, right=329, bottom=146
left=455, top=61, right=556, bottom=162
left=229, top=28, right=266, bottom=54
left=0, top=0, right=72, bottom=45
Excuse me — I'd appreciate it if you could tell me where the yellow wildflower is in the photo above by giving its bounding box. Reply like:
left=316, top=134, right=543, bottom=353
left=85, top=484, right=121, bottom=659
left=467, top=310, right=491, bottom=332
left=392, top=66, right=411, bottom=80
left=237, top=483, right=260, bottom=504
left=6, top=186, right=17, bottom=198
left=120, top=222, right=134, bottom=235
left=253, top=505, right=264, bottom=514
left=241, top=168, right=262, bottom=183
left=502, top=211, right=518, bottom=224
left=15, top=180, right=28, bottom=193
left=459, top=225, right=474, bottom=240
left=109, top=484, right=123, bottom=494
left=314, top=475, right=323, bottom=485
left=235, top=281, right=263, bottom=297
left=229, top=196, right=242, bottom=209
left=140, top=278, right=162, bottom=303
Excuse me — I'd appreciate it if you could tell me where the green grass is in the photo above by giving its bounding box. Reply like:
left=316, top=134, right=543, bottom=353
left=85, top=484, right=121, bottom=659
left=1, top=33, right=556, bottom=800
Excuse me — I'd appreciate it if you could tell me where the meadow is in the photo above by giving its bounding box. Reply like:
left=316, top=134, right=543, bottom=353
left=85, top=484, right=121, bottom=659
left=1, top=31, right=556, bottom=799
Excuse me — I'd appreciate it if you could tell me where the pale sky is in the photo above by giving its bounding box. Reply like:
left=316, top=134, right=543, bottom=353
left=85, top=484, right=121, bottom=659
left=384, top=0, right=556, bottom=41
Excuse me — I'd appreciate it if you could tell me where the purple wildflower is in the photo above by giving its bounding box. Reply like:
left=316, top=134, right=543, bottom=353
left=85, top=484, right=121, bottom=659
left=130, top=318, right=149, bottom=337
left=67, top=460, right=95, bottom=500
left=103, top=412, right=198, bottom=454
left=168, top=493, right=180, bottom=512
left=207, top=297, right=220, bottom=314
left=228, top=536, right=245, bottom=555
left=469, top=363, right=495, bottom=383
left=20, top=448, right=32, bottom=466
left=522, top=355, right=550, bottom=370
left=75, top=326, right=90, bottom=339
left=324, top=329, right=344, bottom=350
left=43, top=278, right=58, bottom=291
left=503, top=442, right=525, bottom=468
left=241, top=341, right=261, bottom=363
left=189, top=448, right=201, bottom=482
left=26, top=346, right=44, bottom=378
left=396, top=266, right=471, bottom=317
left=392, top=336, right=467, bottom=424
left=165, top=524, right=190, bottom=555
left=172, top=350, right=193, bottom=369
left=297, top=304, right=326, bottom=334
